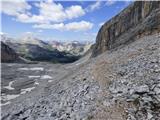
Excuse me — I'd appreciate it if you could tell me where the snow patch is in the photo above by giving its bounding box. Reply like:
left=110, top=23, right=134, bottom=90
left=18, top=68, right=29, bottom=70
left=34, top=82, right=39, bottom=85
left=0, top=101, right=11, bottom=106
left=41, top=75, right=52, bottom=79
left=3, top=81, right=14, bottom=90
left=7, top=64, right=14, bottom=66
left=75, top=61, right=85, bottom=66
left=18, top=67, right=44, bottom=71
left=28, top=76, right=40, bottom=78
left=2, top=94, right=20, bottom=101
left=48, top=80, right=53, bottom=82
left=30, top=67, right=44, bottom=71
left=76, top=63, right=80, bottom=66
left=21, top=87, right=35, bottom=94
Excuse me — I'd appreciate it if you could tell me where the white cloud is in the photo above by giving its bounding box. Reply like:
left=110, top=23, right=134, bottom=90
left=33, top=21, right=93, bottom=31
left=86, top=1, right=102, bottom=12
left=38, top=1, right=85, bottom=22
left=17, top=14, right=47, bottom=24
left=36, top=1, right=66, bottom=23
left=2, top=0, right=85, bottom=24
left=65, top=21, right=93, bottom=31
left=34, top=23, right=64, bottom=30
left=124, top=1, right=133, bottom=6
left=1, top=0, right=95, bottom=32
left=0, top=32, right=5, bottom=35
left=0, top=0, right=31, bottom=16
left=65, top=5, right=85, bottom=19
left=106, top=0, right=116, bottom=6
left=85, top=0, right=116, bottom=12
left=38, top=30, right=43, bottom=33
left=99, top=22, right=105, bottom=27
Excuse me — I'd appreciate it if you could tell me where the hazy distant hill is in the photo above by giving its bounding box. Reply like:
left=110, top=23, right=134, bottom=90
left=1, top=41, right=19, bottom=62
left=1, top=34, right=91, bottom=63
left=49, top=40, right=92, bottom=56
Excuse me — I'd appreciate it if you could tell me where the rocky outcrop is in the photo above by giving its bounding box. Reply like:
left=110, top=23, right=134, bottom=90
left=1, top=42, right=19, bottom=62
left=92, top=1, right=160, bottom=57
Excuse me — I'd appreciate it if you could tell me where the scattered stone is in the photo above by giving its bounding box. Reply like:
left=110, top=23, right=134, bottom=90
left=135, top=85, right=149, bottom=94
left=154, top=69, right=160, bottom=73
left=142, top=96, right=153, bottom=103
left=126, top=94, right=139, bottom=102
left=154, top=86, right=160, bottom=95
left=50, top=112, right=57, bottom=117
left=117, top=69, right=127, bottom=76
left=147, top=112, right=153, bottom=119
left=151, top=59, right=158, bottom=63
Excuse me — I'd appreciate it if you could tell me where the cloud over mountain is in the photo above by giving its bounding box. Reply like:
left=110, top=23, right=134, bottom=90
left=33, top=21, right=93, bottom=31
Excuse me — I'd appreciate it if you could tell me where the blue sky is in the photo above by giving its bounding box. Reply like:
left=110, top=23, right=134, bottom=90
left=1, top=0, right=132, bottom=42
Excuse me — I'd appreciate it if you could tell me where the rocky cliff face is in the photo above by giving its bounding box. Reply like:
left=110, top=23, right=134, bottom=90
left=92, top=1, right=160, bottom=57
left=1, top=42, right=19, bottom=62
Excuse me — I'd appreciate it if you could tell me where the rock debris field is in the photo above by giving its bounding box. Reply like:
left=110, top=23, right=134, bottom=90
left=1, top=34, right=160, bottom=120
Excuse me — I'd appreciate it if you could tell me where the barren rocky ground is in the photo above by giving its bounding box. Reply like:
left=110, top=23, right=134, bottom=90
left=1, top=34, right=160, bottom=120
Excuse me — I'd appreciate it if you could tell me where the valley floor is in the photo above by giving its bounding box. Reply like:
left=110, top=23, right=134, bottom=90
left=1, top=34, right=160, bottom=120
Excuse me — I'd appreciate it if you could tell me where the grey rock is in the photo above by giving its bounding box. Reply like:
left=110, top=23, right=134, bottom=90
left=151, top=59, right=158, bottom=63
left=126, top=94, right=140, bottom=102
left=154, top=68, right=160, bottom=73
left=154, top=87, right=160, bottom=95
left=147, top=112, right=153, bottom=120
left=153, top=84, right=160, bottom=95
left=142, top=96, right=153, bottom=103
left=135, top=85, right=150, bottom=94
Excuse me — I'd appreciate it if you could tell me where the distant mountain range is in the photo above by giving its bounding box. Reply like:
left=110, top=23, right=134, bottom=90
left=1, top=33, right=92, bottom=63
left=49, top=40, right=92, bottom=56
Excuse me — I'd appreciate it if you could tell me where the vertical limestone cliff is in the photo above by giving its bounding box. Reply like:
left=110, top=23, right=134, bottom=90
left=92, top=1, right=160, bottom=57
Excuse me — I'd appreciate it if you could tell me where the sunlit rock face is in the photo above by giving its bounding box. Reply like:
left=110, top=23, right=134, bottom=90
left=92, top=1, right=160, bottom=57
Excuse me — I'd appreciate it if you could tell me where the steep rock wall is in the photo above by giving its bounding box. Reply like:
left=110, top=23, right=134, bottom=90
left=92, top=1, right=160, bottom=57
